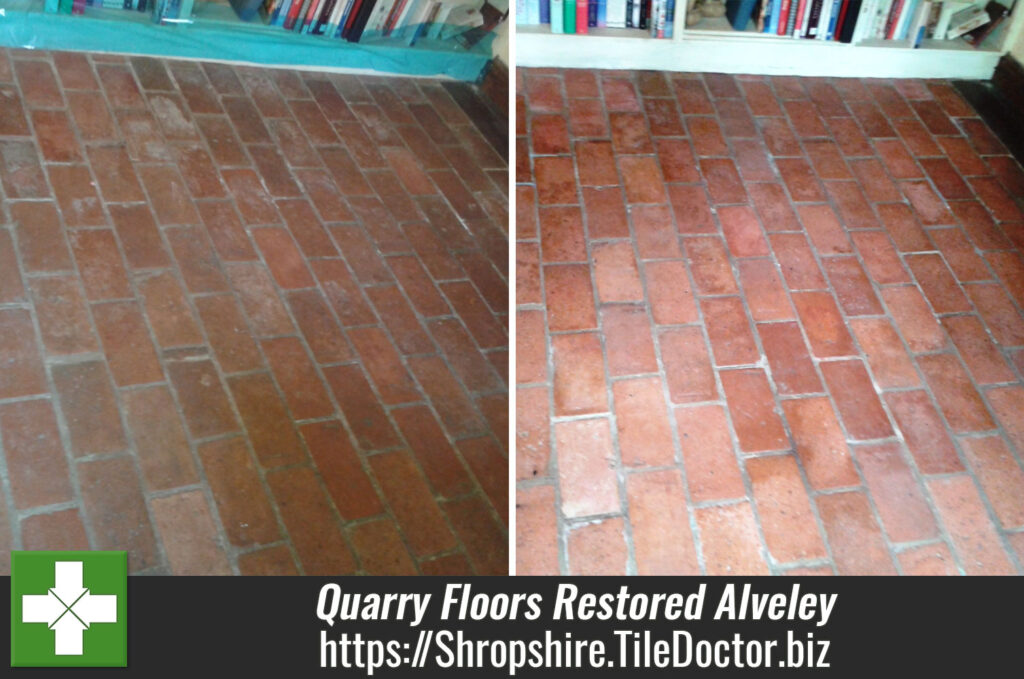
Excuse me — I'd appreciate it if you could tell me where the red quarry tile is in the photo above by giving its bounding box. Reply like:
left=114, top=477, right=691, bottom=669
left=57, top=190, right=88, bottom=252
left=516, top=310, right=546, bottom=386
left=632, top=205, right=683, bottom=260
left=612, top=377, right=674, bottom=468
left=29, top=277, right=97, bottom=356
left=730, top=138, right=775, bottom=181
left=539, top=206, right=586, bottom=263
left=856, top=442, right=938, bottom=542
left=902, top=180, right=955, bottom=226
left=824, top=180, right=876, bottom=230
left=349, top=518, right=418, bottom=575
left=849, top=158, right=902, bottom=202
left=770, top=233, right=827, bottom=291
left=987, top=386, right=1024, bottom=454
left=942, top=316, right=1014, bottom=385
left=883, top=390, right=962, bottom=474
left=0, top=140, right=47, bottom=199
left=228, top=373, right=305, bottom=469
left=876, top=203, right=931, bottom=252
left=602, top=306, right=657, bottom=377
left=783, top=397, right=859, bottom=490
left=534, top=156, right=577, bottom=205
left=32, top=110, right=81, bottom=162
left=0, top=400, right=73, bottom=510
left=568, top=519, right=627, bottom=576
left=758, top=117, right=802, bottom=157
left=592, top=242, right=644, bottom=303
left=720, top=368, right=787, bottom=452
left=697, top=503, right=770, bottom=575
left=737, top=259, right=793, bottom=321
left=676, top=404, right=745, bottom=502
left=792, top=291, right=857, bottom=358
left=687, top=116, right=729, bottom=156
left=122, top=386, right=197, bottom=492
left=151, top=491, right=231, bottom=575
left=881, top=286, right=947, bottom=353
left=927, top=228, right=991, bottom=283
left=300, top=419, right=384, bottom=522
left=966, top=283, right=1024, bottom=348
left=817, top=491, right=897, bottom=575
left=917, top=354, right=994, bottom=433
left=167, top=358, right=238, bottom=439
left=51, top=361, right=126, bottom=457
left=655, top=138, right=699, bottom=183
left=849, top=317, right=919, bottom=389
left=719, top=205, right=769, bottom=258
left=659, top=326, right=717, bottom=404
left=827, top=116, right=874, bottom=157
left=611, top=111, right=656, bottom=153
left=567, top=98, right=607, bottom=137
left=758, top=322, right=822, bottom=395
left=262, top=337, right=334, bottom=421
left=137, top=272, right=203, bottom=349
left=962, top=436, right=1024, bottom=530
left=9, top=201, right=72, bottom=273
left=775, top=157, right=824, bottom=202
left=267, top=466, right=356, bottom=575
left=645, top=260, right=699, bottom=324
left=898, top=543, right=959, bottom=575
left=457, top=436, right=507, bottom=522
left=428, top=318, right=502, bottom=394
left=905, top=254, right=971, bottom=313
left=91, top=302, right=163, bottom=387
left=702, top=297, right=758, bottom=367
left=798, top=204, right=852, bottom=256
left=544, top=264, right=597, bottom=332
left=582, top=187, right=629, bottom=238
left=516, top=485, right=558, bottom=575
left=700, top=157, right=747, bottom=204
left=874, top=138, right=923, bottom=179
left=746, top=455, right=827, bottom=564
left=551, top=333, right=608, bottom=416
left=820, top=360, right=893, bottom=440
left=620, top=156, right=667, bottom=204
left=823, top=257, right=882, bottom=316
left=556, top=417, right=619, bottom=518
left=627, top=471, right=700, bottom=575
left=348, top=327, right=420, bottom=404
left=928, top=476, right=1015, bottom=575
left=21, top=510, right=89, bottom=552
left=668, top=184, right=716, bottom=234
left=850, top=231, right=910, bottom=285
left=748, top=182, right=801, bottom=232
left=686, top=236, right=738, bottom=295
left=78, top=457, right=158, bottom=571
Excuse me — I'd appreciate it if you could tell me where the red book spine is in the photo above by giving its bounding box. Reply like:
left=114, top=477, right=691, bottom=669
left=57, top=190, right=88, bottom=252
left=885, top=0, right=904, bottom=39
left=777, top=0, right=792, bottom=34
left=284, top=0, right=305, bottom=28
left=833, top=0, right=851, bottom=37
left=792, top=0, right=808, bottom=34
left=577, top=0, right=588, bottom=32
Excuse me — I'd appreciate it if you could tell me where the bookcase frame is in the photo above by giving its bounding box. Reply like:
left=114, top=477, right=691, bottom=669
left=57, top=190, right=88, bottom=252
left=517, top=1, right=1024, bottom=78
left=0, top=0, right=494, bottom=81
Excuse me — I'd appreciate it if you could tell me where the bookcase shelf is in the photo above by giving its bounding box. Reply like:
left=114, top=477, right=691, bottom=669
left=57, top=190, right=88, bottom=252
left=518, top=2, right=1023, bottom=78
left=0, top=0, right=494, bottom=80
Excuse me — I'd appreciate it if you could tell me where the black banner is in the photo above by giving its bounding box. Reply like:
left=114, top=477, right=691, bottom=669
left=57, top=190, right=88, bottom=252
left=3, top=577, right=1021, bottom=675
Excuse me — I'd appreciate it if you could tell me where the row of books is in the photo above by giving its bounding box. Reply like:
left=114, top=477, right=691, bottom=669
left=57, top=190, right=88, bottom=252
left=516, top=0, right=676, bottom=36
left=249, top=0, right=502, bottom=44
left=730, top=0, right=1010, bottom=46
left=42, top=0, right=195, bottom=20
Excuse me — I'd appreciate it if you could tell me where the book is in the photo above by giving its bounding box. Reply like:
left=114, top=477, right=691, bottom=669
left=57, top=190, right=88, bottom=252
left=552, top=0, right=565, bottom=29
left=785, top=0, right=800, bottom=31
left=962, top=0, right=1008, bottom=45
left=908, top=0, right=932, bottom=43
left=564, top=0, right=577, bottom=31
left=947, top=3, right=988, bottom=37
left=824, top=0, right=842, bottom=36
left=816, top=0, right=833, bottom=37
left=837, top=0, right=861, bottom=39
left=726, top=0, right=760, bottom=27
left=541, top=0, right=551, bottom=22
left=805, top=0, right=822, bottom=35
left=577, top=0, right=589, bottom=30
left=778, top=0, right=791, bottom=32
left=589, top=0, right=599, bottom=25
left=606, top=0, right=626, bottom=25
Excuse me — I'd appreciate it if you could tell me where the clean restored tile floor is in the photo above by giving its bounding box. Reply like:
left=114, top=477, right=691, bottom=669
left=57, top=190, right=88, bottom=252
left=516, top=68, right=1024, bottom=576
left=0, top=49, right=508, bottom=575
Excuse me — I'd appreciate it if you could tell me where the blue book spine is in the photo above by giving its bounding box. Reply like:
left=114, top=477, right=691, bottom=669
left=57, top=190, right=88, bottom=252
left=825, top=0, right=841, bottom=38
left=597, top=0, right=606, bottom=25
left=770, top=0, right=783, bottom=32
left=664, top=0, right=673, bottom=36
left=588, top=0, right=597, bottom=25
left=540, top=0, right=550, bottom=22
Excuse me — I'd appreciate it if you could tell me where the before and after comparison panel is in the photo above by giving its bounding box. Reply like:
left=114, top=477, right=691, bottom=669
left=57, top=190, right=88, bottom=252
left=0, top=0, right=1022, bottom=592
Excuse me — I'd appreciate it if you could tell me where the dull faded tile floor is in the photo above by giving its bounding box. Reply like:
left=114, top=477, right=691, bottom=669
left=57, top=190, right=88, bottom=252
left=0, top=48, right=508, bottom=575
left=516, top=68, right=1024, bottom=576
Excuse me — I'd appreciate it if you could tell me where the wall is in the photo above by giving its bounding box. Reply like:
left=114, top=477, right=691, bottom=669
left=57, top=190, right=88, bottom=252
left=492, top=20, right=508, bottom=66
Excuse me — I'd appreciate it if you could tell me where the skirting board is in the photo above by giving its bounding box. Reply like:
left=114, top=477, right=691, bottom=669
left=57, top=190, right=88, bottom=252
left=0, top=3, right=491, bottom=81
left=516, top=30, right=1002, bottom=80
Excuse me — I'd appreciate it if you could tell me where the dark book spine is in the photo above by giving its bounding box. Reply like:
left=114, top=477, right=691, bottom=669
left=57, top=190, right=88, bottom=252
left=626, top=0, right=633, bottom=26
left=589, top=0, right=598, bottom=25
left=347, top=0, right=376, bottom=41
left=313, top=0, right=336, bottom=32
left=837, top=0, right=860, bottom=40
left=639, top=0, right=647, bottom=28
left=806, top=0, right=822, bottom=35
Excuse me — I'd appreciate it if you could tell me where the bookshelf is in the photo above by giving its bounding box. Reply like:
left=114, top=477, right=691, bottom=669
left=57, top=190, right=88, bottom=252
left=517, top=1, right=1024, bottom=78
left=0, top=0, right=498, bottom=81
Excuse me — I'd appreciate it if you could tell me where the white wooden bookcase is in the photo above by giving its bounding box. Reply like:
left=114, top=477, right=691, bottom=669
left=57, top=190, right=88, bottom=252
left=517, top=2, right=1024, bottom=78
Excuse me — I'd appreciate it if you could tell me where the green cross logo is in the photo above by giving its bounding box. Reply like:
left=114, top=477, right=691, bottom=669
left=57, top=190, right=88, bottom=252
left=10, top=551, right=127, bottom=667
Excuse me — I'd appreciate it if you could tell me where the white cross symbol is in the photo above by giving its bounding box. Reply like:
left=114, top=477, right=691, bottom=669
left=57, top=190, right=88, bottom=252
left=21, top=561, right=118, bottom=656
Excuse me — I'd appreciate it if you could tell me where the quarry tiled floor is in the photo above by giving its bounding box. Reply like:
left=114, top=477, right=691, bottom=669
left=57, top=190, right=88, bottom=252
left=0, top=49, right=508, bottom=575
left=515, top=68, right=1024, bottom=576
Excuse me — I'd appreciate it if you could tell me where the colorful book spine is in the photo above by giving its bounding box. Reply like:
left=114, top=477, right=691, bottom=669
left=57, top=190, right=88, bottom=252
left=540, top=0, right=551, bottom=23
left=777, top=0, right=790, bottom=33
left=589, top=0, right=598, bottom=26
left=564, top=0, right=577, bottom=31
left=577, top=0, right=589, bottom=31
left=551, top=0, right=565, bottom=30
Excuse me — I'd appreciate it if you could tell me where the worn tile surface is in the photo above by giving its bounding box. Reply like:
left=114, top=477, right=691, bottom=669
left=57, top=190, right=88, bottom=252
left=0, top=49, right=508, bottom=576
left=516, top=68, right=1024, bottom=576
